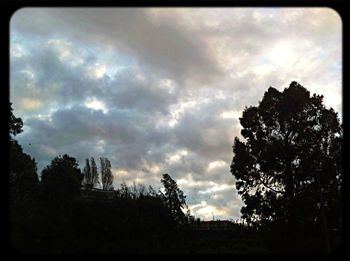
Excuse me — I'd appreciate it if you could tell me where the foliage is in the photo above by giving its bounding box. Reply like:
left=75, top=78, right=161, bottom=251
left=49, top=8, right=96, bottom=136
left=147, top=185, right=158, bottom=197
left=41, top=154, right=83, bottom=201
left=90, top=157, right=99, bottom=188
left=117, top=181, right=131, bottom=199
left=230, top=82, right=342, bottom=250
left=9, top=102, right=23, bottom=137
left=160, top=173, right=188, bottom=226
left=9, top=80, right=343, bottom=254
left=82, top=158, right=92, bottom=189
left=100, top=157, right=113, bottom=191
left=9, top=103, right=38, bottom=205
left=10, top=139, right=38, bottom=205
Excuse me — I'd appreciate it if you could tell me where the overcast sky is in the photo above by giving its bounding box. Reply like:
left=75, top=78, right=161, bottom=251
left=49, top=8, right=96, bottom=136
left=10, top=8, right=341, bottom=221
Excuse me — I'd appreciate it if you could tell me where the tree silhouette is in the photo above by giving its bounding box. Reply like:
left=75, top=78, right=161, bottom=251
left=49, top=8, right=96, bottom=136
left=230, top=81, right=342, bottom=252
left=90, top=157, right=99, bottom=189
left=147, top=185, right=158, bottom=198
left=160, top=173, right=187, bottom=226
left=100, top=157, right=113, bottom=191
left=9, top=103, right=38, bottom=205
left=82, top=158, right=92, bottom=189
left=118, top=181, right=131, bottom=199
left=41, top=154, right=83, bottom=201
left=10, top=140, right=38, bottom=205
left=9, top=102, right=23, bottom=137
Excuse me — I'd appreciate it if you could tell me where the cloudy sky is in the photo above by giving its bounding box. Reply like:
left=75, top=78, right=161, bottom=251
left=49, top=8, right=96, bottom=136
left=10, top=8, right=341, bottom=221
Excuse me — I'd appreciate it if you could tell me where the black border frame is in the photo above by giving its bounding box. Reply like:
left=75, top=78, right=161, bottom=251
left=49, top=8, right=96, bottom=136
left=2, top=0, right=348, bottom=257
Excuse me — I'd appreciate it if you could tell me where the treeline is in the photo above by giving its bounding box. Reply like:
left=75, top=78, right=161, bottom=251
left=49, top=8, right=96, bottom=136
left=9, top=103, right=265, bottom=254
left=10, top=152, right=197, bottom=253
left=9, top=81, right=344, bottom=254
left=9, top=103, right=201, bottom=253
left=11, top=169, right=196, bottom=253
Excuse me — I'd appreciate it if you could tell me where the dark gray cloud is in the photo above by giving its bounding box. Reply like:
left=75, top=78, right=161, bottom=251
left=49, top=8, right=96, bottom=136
left=11, top=8, right=222, bottom=85
left=10, top=35, right=179, bottom=118
left=19, top=105, right=166, bottom=169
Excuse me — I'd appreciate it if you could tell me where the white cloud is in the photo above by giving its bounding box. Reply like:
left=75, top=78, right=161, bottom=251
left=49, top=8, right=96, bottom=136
left=166, top=150, right=188, bottom=164
left=86, top=63, right=107, bottom=79
left=84, top=97, right=108, bottom=113
left=163, top=100, right=199, bottom=127
left=189, top=201, right=233, bottom=220
left=208, top=160, right=227, bottom=170
left=220, top=110, right=242, bottom=120
left=47, top=39, right=85, bottom=67
left=267, top=42, right=295, bottom=66
left=198, top=184, right=235, bottom=195
left=11, top=44, right=24, bottom=58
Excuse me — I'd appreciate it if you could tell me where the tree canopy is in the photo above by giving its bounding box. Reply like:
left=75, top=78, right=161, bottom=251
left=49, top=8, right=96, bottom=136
left=9, top=103, right=38, bottom=205
left=9, top=102, right=23, bottom=137
left=160, top=173, right=188, bottom=225
left=82, top=157, right=100, bottom=189
left=90, top=157, right=99, bottom=188
left=100, top=157, right=113, bottom=191
left=230, top=82, right=342, bottom=233
left=41, top=154, right=83, bottom=200
left=82, top=158, right=92, bottom=189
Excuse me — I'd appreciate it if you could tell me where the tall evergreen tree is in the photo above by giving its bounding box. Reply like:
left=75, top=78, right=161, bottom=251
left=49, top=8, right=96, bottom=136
left=160, top=173, right=187, bottom=225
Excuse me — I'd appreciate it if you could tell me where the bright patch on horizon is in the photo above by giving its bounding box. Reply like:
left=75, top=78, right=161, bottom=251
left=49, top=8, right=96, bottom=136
left=112, top=169, right=129, bottom=178
left=189, top=201, right=229, bottom=220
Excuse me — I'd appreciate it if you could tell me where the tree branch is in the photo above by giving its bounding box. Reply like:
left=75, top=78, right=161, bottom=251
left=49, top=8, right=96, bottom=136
left=258, top=175, right=285, bottom=194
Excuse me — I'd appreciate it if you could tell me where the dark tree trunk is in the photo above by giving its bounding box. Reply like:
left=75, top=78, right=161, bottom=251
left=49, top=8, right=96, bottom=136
left=285, top=159, right=297, bottom=253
